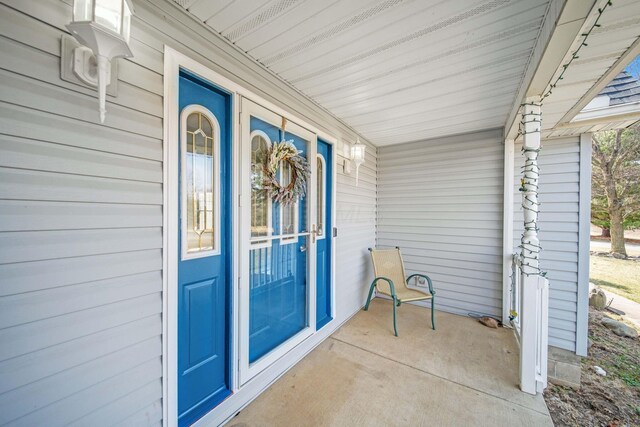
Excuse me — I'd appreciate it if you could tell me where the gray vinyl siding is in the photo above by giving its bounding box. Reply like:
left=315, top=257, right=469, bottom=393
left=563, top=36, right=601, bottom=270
left=0, top=1, right=375, bottom=425
left=377, top=129, right=504, bottom=317
left=513, top=137, right=581, bottom=353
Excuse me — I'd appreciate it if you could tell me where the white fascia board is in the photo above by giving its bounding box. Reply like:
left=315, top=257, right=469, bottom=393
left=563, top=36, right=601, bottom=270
left=504, top=0, right=588, bottom=140
left=571, top=101, right=640, bottom=123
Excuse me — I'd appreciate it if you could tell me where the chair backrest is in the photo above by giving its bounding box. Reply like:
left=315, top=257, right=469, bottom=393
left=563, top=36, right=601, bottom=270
left=369, top=248, right=408, bottom=296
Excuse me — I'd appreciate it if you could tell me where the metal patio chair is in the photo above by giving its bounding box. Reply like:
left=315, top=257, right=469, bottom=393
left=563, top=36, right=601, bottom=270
left=365, top=247, right=436, bottom=336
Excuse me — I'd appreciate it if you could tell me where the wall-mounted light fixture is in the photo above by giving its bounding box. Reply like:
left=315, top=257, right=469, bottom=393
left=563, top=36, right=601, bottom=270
left=66, top=0, right=134, bottom=123
left=341, top=138, right=366, bottom=187
left=351, top=139, right=366, bottom=187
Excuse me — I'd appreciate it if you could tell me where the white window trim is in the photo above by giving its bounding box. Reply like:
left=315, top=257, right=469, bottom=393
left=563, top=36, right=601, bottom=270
left=249, top=129, right=273, bottom=249
left=180, top=104, right=221, bottom=261
left=316, top=153, right=326, bottom=241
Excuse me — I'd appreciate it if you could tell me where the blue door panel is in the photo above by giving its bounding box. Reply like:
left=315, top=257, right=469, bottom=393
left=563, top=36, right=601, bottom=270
left=316, top=139, right=332, bottom=330
left=184, top=279, right=220, bottom=369
left=248, top=116, right=308, bottom=363
left=178, top=70, right=232, bottom=426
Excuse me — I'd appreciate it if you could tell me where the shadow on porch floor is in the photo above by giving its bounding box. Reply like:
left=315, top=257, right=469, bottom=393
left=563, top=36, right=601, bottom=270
left=229, top=298, right=552, bottom=426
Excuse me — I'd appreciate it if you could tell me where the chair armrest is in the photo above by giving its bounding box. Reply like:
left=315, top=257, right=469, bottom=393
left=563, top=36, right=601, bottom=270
left=406, top=274, right=435, bottom=295
left=372, top=277, right=396, bottom=298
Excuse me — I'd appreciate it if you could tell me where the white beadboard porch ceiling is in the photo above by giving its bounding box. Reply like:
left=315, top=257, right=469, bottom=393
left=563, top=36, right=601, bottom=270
left=173, top=0, right=550, bottom=146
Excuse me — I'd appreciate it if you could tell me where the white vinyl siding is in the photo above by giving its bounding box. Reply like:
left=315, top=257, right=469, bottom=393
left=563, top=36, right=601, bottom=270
left=0, top=1, right=376, bottom=425
left=377, top=129, right=504, bottom=317
left=513, top=137, right=582, bottom=353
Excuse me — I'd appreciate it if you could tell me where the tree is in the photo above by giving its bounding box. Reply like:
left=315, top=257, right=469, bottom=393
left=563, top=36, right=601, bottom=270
left=591, top=127, right=640, bottom=257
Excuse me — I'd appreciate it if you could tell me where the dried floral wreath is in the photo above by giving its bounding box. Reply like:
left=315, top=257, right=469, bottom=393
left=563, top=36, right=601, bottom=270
left=262, top=140, right=310, bottom=205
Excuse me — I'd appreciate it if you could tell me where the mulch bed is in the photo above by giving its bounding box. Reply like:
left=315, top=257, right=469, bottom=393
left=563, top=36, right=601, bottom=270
left=544, top=309, right=640, bottom=427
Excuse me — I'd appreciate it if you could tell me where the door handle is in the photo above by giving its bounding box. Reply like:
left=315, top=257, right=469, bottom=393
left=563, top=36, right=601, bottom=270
left=300, top=245, right=307, bottom=252
left=311, top=224, right=317, bottom=244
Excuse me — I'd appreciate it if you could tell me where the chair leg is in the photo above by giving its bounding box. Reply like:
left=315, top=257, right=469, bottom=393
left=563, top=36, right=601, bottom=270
left=364, top=282, right=376, bottom=311
left=431, top=297, right=436, bottom=330
left=392, top=296, right=398, bottom=337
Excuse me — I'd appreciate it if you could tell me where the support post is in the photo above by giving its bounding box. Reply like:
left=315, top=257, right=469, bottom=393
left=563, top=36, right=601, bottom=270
left=502, top=138, right=514, bottom=324
left=518, top=99, right=549, bottom=395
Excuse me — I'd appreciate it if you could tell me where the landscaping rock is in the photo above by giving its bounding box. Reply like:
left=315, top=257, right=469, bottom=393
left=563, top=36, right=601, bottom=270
left=593, top=366, right=606, bottom=376
left=589, top=289, right=607, bottom=311
left=601, top=317, right=639, bottom=338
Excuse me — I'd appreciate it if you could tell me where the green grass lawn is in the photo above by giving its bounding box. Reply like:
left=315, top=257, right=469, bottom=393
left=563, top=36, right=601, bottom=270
left=590, top=256, right=640, bottom=304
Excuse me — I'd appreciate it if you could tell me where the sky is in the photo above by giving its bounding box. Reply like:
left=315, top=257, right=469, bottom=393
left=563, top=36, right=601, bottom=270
left=625, top=55, right=640, bottom=80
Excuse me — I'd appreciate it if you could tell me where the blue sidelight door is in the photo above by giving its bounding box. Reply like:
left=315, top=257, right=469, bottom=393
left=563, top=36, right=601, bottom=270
left=177, top=70, right=232, bottom=426
left=316, top=139, right=332, bottom=329
left=247, top=115, right=309, bottom=362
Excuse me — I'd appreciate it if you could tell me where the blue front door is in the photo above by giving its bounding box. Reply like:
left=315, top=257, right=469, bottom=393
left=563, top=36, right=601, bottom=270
left=316, top=139, right=332, bottom=329
left=177, top=70, right=232, bottom=426
left=247, top=115, right=309, bottom=362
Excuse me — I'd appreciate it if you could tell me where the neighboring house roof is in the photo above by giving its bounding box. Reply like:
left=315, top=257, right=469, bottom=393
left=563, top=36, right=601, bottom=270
left=597, top=70, right=640, bottom=106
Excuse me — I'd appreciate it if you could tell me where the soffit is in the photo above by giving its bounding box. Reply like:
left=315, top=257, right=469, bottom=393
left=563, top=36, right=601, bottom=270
left=174, top=0, right=550, bottom=146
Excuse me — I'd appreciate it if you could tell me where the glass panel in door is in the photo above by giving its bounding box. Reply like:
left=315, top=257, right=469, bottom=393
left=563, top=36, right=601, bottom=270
left=248, top=115, right=309, bottom=363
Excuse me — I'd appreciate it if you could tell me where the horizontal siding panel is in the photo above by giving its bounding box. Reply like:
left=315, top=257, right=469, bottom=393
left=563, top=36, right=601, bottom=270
left=112, top=399, right=163, bottom=427
left=404, top=254, right=502, bottom=274
left=0, top=271, right=161, bottom=327
left=377, top=130, right=503, bottom=316
left=0, top=201, right=161, bottom=232
left=378, top=218, right=502, bottom=230
left=513, top=138, right=581, bottom=352
left=0, top=228, right=161, bottom=265
left=378, top=185, right=502, bottom=197
left=0, top=293, right=162, bottom=362
left=0, top=103, right=162, bottom=161
left=0, top=316, right=160, bottom=395
left=378, top=231, right=501, bottom=248
left=71, top=381, right=163, bottom=427
left=377, top=167, right=503, bottom=183
left=4, top=358, right=162, bottom=427
left=377, top=237, right=501, bottom=257
left=0, top=168, right=162, bottom=205
left=380, top=225, right=503, bottom=239
left=0, top=249, right=161, bottom=295
left=380, top=203, right=502, bottom=213
left=0, top=134, right=162, bottom=182
left=387, top=247, right=504, bottom=265
left=380, top=150, right=503, bottom=169
left=0, top=69, right=162, bottom=139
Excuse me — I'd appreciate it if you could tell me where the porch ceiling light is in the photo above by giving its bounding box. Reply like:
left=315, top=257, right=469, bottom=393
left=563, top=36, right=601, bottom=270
left=351, top=139, right=366, bottom=187
left=67, top=0, right=134, bottom=123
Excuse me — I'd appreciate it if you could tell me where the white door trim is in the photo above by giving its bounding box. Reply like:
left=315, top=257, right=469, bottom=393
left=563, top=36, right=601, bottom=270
left=163, top=46, right=242, bottom=427
left=238, top=97, right=318, bottom=385
left=163, top=46, right=340, bottom=427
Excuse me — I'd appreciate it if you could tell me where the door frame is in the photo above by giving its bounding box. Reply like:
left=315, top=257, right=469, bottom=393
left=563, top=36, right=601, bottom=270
left=238, top=98, right=318, bottom=385
left=163, top=46, right=338, bottom=427
left=164, top=47, right=242, bottom=427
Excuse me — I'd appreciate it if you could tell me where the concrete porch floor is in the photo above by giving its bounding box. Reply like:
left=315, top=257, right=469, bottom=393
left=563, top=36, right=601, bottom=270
left=229, top=298, right=553, bottom=426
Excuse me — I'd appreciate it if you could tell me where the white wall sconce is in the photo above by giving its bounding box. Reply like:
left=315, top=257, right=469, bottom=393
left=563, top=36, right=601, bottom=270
left=66, top=0, right=134, bottom=123
left=351, top=139, right=366, bottom=187
left=342, top=139, right=366, bottom=186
